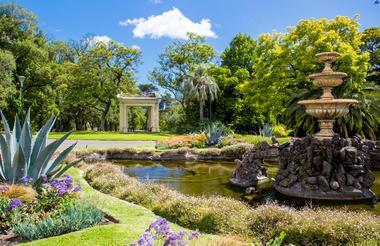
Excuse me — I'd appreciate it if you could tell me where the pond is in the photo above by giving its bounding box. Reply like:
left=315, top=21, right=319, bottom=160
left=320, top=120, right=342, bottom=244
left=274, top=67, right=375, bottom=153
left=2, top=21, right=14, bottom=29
left=112, top=160, right=380, bottom=215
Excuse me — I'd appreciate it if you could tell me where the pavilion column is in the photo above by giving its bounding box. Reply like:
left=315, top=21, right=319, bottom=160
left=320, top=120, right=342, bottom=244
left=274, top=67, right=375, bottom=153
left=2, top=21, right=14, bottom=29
left=119, top=103, right=128, bottom=132
left=151, top=102, right=160, bottom=132
left=146, top=106, right=152, bottom=131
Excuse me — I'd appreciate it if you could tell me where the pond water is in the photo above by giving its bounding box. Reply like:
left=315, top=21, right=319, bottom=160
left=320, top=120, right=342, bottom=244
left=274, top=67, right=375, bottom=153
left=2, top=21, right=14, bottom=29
left=112, top=160, right=380, bottom=215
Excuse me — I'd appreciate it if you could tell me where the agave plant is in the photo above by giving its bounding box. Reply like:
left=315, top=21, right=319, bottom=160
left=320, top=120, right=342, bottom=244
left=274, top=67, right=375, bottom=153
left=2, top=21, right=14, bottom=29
left=205, top=121, right=233, bottom=146
left=0, top=110, right=77, bottom=185
left=259, top=124, right=274, bottom=137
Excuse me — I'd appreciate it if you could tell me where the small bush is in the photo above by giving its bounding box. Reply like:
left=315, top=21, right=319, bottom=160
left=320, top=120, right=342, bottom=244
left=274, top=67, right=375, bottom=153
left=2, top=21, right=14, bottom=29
left=157, top=134, right=206, bottom=149
left=13, top=202, right=103, bottom=240
left=272, top=124, right=292, bottom=137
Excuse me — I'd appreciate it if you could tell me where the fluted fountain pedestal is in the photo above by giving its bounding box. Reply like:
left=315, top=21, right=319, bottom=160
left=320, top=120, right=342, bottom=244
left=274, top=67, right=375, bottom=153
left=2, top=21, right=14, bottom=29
left=274, top=52, right=375, bottom=201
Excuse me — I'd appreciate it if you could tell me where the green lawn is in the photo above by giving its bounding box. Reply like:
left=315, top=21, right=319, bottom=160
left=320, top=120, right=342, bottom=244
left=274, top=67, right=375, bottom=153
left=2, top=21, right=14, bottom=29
left=48, top=131, right=177, bottom=141
left=48, top=130, right=291, bottom=145
left=22, top=168, right=219, bottom=246
left=234, top=134, right=291, bottom=144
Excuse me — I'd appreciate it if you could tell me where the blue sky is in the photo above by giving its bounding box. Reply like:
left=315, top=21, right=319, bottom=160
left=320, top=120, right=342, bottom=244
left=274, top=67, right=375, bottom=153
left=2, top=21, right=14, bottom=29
left=6, top=0, right=380, bottom=84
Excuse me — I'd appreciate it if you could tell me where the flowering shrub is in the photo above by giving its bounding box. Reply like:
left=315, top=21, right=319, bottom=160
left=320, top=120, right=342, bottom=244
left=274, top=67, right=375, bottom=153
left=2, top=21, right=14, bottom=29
left=34, top=174, right=81, bottom=216
left=157, top=134, right=206, bottom=149
left=0, top=174, right=85, bottom=235
left=131, top=218, right=199, bottom=246
left=5, top=198, right=23, bottom=211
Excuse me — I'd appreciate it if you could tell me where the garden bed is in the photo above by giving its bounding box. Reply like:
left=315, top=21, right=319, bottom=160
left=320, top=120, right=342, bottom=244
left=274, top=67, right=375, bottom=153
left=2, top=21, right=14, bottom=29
left=81, top=161, right=380, bottom=245
left=75, top=143, right=262, bottom=161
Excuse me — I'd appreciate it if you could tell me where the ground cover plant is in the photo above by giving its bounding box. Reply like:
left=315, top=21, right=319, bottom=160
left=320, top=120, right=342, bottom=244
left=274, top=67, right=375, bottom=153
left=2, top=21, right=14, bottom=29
left=83, top=162, right=380, bottom=245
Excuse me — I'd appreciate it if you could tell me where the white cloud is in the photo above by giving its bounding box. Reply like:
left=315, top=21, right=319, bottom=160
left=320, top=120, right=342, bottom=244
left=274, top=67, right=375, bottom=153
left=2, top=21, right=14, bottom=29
left=87, top=35, right=113, bottom=46
left=131, top=45, right=141, bottom=50
left=150, top=0, right=162, bottom=4
left=119, top=7, right=217, bottom=39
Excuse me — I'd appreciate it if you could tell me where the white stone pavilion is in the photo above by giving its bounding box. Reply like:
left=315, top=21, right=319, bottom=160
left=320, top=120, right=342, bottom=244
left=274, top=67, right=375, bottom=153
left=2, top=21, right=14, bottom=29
left=117, top=93, right=160, bottom=132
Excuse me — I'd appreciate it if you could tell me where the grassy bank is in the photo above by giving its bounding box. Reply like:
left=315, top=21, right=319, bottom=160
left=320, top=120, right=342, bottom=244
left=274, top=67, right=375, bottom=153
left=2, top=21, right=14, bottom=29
left=83, top=162, right=380, bottom=245
left=22, top=168, right=220, bottom=246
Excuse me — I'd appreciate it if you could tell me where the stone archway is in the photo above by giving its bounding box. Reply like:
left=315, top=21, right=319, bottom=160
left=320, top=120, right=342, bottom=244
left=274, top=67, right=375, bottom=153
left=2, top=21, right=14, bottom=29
left=117, top=93, right=161, bottom=132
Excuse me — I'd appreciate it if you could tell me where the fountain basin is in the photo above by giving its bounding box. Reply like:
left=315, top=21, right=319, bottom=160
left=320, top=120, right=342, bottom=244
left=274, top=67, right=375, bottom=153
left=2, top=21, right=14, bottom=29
left=315, top=51, right=340, bottom=63
left=298, top=99, right=358, bottom=119
left=309, top=71, right=347, bottom=88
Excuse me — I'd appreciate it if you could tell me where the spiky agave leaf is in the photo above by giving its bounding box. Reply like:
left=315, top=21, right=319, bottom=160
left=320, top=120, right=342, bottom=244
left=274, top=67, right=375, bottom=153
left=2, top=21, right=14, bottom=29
left=44, top=142, right=77, bottom=176
left=0, top=110, right=77, bottom=185
left=28, top=131, right=72, bottom=181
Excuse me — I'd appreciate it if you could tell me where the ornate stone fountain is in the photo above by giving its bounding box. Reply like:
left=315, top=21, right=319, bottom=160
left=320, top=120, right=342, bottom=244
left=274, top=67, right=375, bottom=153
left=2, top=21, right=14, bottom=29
left=298, top=52, right=358, bottom=139
left=274, top=52, right=376, bottom=201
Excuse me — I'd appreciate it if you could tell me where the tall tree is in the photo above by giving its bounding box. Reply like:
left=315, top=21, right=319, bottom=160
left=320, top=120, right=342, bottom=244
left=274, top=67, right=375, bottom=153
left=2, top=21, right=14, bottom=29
left=149, top=33, right=215, bottom=108
left=221, top=33, right=257, bottom=73
left=185, top=64, right=219, bottom=121
left=138, top=83, right=158, bottom=95
left=362, top=27, right=380, bottom=137
left=212, top=34, right=260, bottom=132
left=79, top=41, right=141, bottom=130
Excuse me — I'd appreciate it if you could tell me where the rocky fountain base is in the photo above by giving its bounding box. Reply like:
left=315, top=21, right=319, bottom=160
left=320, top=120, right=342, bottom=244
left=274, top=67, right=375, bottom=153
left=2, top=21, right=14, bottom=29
left=274, top=134, right=375, bottom=200
left=230, top=141, right=276, bottom=188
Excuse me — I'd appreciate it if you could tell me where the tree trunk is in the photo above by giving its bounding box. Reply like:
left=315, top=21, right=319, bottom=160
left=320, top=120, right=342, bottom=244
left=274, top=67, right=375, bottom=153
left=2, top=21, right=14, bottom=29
left=200, top=101, right=204, bottom=122
left=100, top=100, right=112, bottom=131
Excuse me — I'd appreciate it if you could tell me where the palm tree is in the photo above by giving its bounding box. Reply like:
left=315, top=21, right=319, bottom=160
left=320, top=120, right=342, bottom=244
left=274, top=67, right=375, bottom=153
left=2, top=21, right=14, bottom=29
left=185, top=64, right=219, bottom=121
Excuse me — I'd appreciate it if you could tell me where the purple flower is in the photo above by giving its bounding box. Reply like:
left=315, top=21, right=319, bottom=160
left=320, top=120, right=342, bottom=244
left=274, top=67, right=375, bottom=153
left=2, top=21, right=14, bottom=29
left=72, top=185, right=81, bottom=193
left=148, top=218, right=170, bottom=236
left=6, top=198, right=23, bottom=211
left=19, top=176, right=31, bottom=184
left=188, top=230, right=200, bottom=240
left=0, top=186, right=9, bottom=191
left=136, top=231, right=155, bottom=246
left=50, top=174, right=74, bottom=196
left=164, top=231, right=187, bottom=246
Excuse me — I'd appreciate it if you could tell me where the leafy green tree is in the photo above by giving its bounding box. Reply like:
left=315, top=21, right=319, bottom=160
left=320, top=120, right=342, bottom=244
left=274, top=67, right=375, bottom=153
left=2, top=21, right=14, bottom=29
left=0, top=49, right=16, bottom=109
left=138, top=83, right=158, bottom=95
left=362, top=27, right=380, bottom=137
left=184, top=64, right=218, bottom=121
left=78, top=41, right=141, bottom=130
left=212, top=34, right=261, bottom=132
left=149, top=33, right=215, bottom=108
left=242, top=16, right=378, bottom=138
left=221, top=33, right=257, bottom=73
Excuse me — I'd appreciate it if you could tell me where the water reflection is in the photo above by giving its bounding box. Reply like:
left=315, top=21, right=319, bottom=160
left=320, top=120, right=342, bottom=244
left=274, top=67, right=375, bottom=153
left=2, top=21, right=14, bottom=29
left=112, top=160, right=379, bottom=215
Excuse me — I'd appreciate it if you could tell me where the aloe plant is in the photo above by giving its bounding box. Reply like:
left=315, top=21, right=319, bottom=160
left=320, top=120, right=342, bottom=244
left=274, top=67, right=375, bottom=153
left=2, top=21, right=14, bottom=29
left=0, top=110, right=77, bottom=185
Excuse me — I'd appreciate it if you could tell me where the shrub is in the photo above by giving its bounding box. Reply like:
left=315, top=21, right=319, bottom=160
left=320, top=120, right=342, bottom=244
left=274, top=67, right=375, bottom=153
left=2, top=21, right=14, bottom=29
left=220, top=143, right=253, bottom=158
left=272, top=124, right=292, bottom=137
left=13, top=202, right=103, bottom=240
left=190, top=140, right=206, bottom=148
left=157, top=134, right=206, bottom=149
left=83, top=162, right=380, bottom=244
